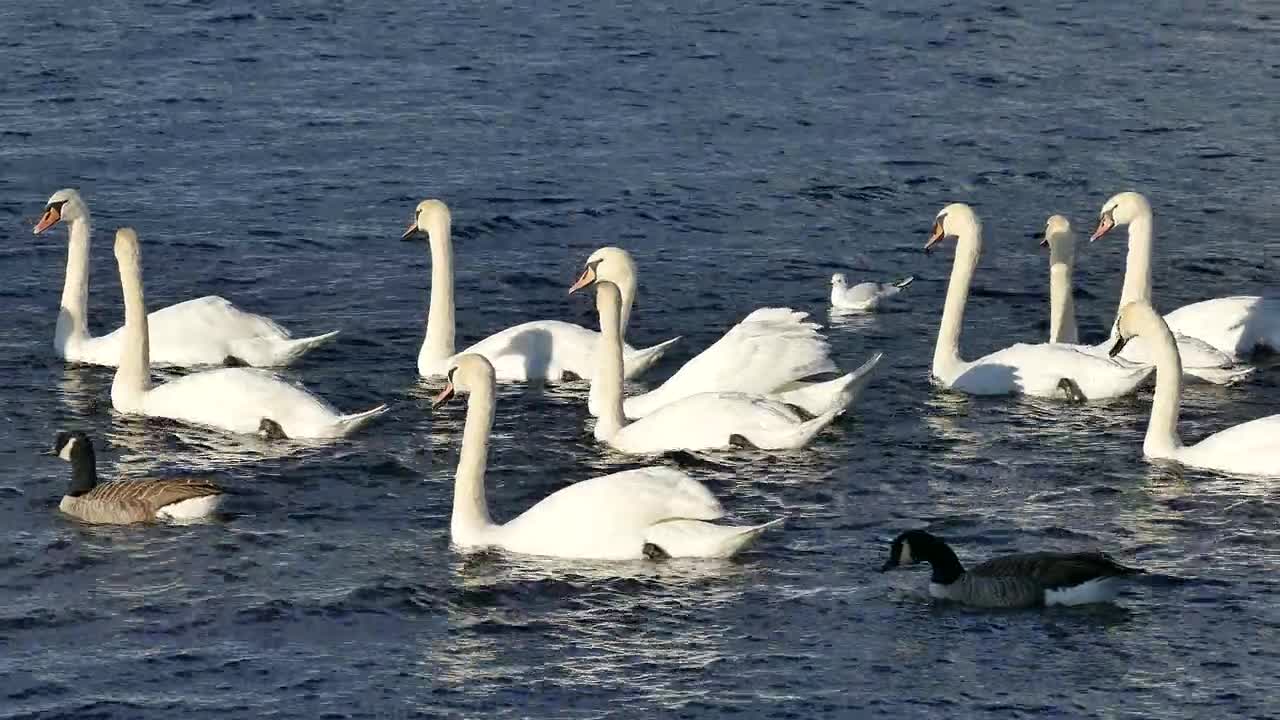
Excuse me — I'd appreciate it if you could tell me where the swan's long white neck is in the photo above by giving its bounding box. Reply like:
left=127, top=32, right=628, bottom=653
left=57, top=214, right=93, bottom=350
left=1116, top=212, right=1154, bottom=327
left=420, top=214, right=456, bottom=369
left=592, top=283, right=628, bottom=442
left=1048, top=233, right=1078, bottom=345
left=452, top=376, right=496, bottom=544
left=113, top=241, right=152, bottom=405
left=933, top=221, right=982, bottom=380
left=1134, top=306, right=1184, bottom=458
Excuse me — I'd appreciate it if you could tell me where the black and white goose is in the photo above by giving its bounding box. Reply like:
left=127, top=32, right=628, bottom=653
left=880, top=530, right=1144, bottom=608
left=47, top=431, right=224, bottom=524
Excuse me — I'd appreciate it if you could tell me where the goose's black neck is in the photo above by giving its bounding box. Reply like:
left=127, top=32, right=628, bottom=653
left=66, top=441, right=98, bottom=497
left=918, top=535, right=966, bottom=586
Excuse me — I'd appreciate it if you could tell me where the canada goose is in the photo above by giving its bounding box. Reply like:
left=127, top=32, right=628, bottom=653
left=880, top=530, right=1144, bottom=608
left=47, top=431, right=224, bottom=524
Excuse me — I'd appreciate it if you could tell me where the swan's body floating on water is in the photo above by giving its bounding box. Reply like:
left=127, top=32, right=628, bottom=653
left=829, top=273, right=914, bottom=313
left=1091, top=191, right=1280, bottom=361
left=431, top=354, right=782, bottom=559
left=572, top=248, right=858, bottom=418
left=110, top=228, right=386, bottom=439
left=402, top=201, right=678, bottom=381
left=586, top=280, right=881, bottom=453
left=1039, top=215, right=1250, bottom=386
left=926, top=204, right=1151, bottom=400
left=1110, top=301, right=1280, bottom=476
left=34, top=189, right=338, bottom=368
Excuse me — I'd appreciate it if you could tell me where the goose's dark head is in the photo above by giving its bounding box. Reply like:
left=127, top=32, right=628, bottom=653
left=51, top=431, right=93, bottom=463
left=881, top=529, right=947, bottom=572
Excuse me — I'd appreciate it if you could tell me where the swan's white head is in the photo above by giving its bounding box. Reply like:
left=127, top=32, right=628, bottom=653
left=567, top=246, right=635, bottom=295
left=430, top=353, right=494, bottom=408
left=830, top=273, right=848, bottom=287
left=925, top=203, right=981, bottom=254
left=34, top=188, right=87, bottom=235
left=1041, top=214, right=1072, bottom=248
left=402, top=198, right=451, bottom=240
left=1091, top=191, right=1150, bottom=242
left=114, top=227, right=141, bottom=266
left=1108, top=300, right=1163, bottom=357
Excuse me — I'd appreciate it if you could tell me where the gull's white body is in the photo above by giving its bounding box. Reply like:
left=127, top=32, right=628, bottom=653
left=829, top=273, right=913, bottom=313
left=442, top=355, right=781, bottom=560
left=409, top=201, right=678, bottom=381
left=929, top=204, right=1152, bottom=400
left=588, top=282, right=881, bottom=453
left=1095, top=192, right=1280, bottom=361
left=39, top=190, right=338, bottom=367
left=110, top=229, right=386, bottom=439
left=1118, top=302, right=1280, bottom=476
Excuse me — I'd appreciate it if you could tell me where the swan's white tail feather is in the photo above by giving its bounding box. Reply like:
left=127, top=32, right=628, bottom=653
left=645, top=518, right=784, bottom=558
left=334, top=404, right=389, bottom=436
left=761, top=407, right=841, bottom=449
left=272, top=330, right=342, bottom=366
left=1184, top=364, right=1256, bottom=386
left=228, top=330, right=341, bottom=367
left=772, top=352, right=884, bottom=416
left=622, top=336, right=682, bottom=379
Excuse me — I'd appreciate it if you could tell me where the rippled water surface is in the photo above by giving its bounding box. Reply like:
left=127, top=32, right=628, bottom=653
left=2, top=1, right=1279, bottom=718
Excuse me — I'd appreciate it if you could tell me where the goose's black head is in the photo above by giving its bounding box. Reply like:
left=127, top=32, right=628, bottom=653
left=881, top=529, right=966, bottom=585
left=49, top=431, right=98, bottom=496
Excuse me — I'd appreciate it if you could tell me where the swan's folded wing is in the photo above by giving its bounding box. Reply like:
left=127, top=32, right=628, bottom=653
left=653, top=308, right=837, bottom=397
left=1186, top=414, right=1280, bottom=464
left=142, top=367, right=340, bottom=434
left=148, top=296, right=292, bottom=341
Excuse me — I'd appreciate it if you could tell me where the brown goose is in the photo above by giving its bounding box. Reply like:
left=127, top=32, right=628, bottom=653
left=48, top=431, right=224, bottom=524
left=880, top=530, right=1143, bottom=608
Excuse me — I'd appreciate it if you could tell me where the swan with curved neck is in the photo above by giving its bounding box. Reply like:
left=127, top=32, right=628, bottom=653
left=402, top=201, right=678, bottom=381
left=1041, top=207, right=1253, bottom=385
left=431, top=354, right=782, bottom=559
left=572, top=247, right=859, bottom=419
left=110, top=228, right=386, bottom=439
left=33, top=189, right=340, bottom=367
left=926, top=203, right=1151, bottom=399
left=1042, top=215, right=1078, bottom=345
left=1109, top=301, right=1279, bottom=476
left=1091, top=191, right=1280, bottom=359
left=585, top=280, right=879, bottom=453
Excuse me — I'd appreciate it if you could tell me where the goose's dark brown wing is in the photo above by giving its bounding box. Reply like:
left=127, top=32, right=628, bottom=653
left=970, top=551, right=1143, bottom=589
left=83, top=478, right=223, bottom=515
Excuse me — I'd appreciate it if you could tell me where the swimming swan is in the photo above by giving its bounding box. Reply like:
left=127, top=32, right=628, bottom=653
left=401, top=200, right=678, bottom=381
left=431, top=354, right=782, bottom=559
left=587, top=280, right=881, bottom=453
left=33, top=189, right=339, bottom=367
left=1109, top=301, right=1280, bottom=476
left=926, top=204, right=1151, bottom=399
left=110, top=228, right=387, bottom=439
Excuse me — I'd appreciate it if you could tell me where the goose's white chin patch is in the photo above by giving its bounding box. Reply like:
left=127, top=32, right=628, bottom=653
left=1044, top=577, right=1122, bottom=606
left=155, top=495, right=222, bottom=521
left=58, top=437, right=78, bottom=461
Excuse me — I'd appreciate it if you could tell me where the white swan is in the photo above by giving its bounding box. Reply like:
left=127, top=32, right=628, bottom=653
left=926, top=204, right=1152, bottom=399
left=571, top=248, right=852, bottom=418
left=1042, top=215, right=1079, bottom=345
left=1042, top=211, right=1253, bottom=385
left=586, top=280, right=881, bottom=453
left=829, top=273, right=914, bottom=313
left=1110, top=301, right=1280, bottom=476
left=1091, top=191, right=1280, bottom=359
left=402, top=200, right=678, bottom=381
left=431, top=354, right=782, bottom=559
left=110, top=228, right=387, bottom=439
left=33, top=189, right=339, bottom=367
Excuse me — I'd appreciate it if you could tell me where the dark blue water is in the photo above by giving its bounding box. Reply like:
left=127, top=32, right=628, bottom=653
left=2, top=1, right=1279, bottom=717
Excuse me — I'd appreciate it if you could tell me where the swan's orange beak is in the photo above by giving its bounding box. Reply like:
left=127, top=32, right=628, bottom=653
left=924, top=220, right=946, bottom=254
left=33, top=206, right=61, bottom=234
left=567, top=264, right=597, bottom=295
left=401, top=221, right=420, bottom=240
left=430, top=381, right=456, bottom=409
left=1090, top=215, right=1115, bottom=243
